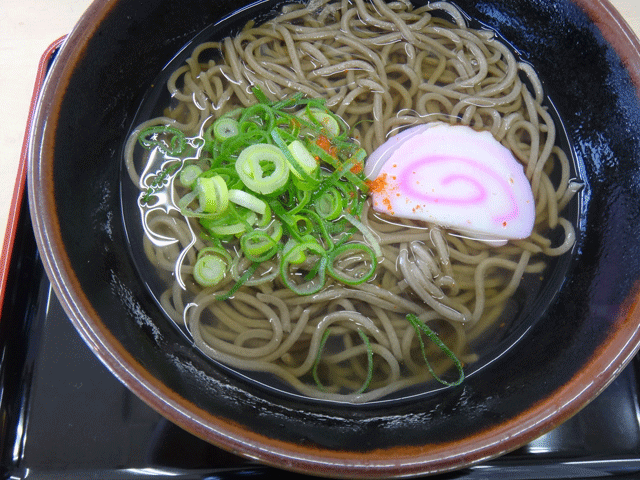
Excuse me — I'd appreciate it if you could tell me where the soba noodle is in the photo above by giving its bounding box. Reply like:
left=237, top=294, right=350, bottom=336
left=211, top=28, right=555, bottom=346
left=124, top=0, right=581, bottom=402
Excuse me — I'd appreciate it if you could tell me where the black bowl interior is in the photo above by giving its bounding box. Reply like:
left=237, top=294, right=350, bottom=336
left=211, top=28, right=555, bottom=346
left=29, top=0, right=640, bottom=476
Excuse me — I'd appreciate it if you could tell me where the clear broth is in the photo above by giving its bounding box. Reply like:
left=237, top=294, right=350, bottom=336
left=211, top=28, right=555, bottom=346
left=120, top=0, right=584, bottom=405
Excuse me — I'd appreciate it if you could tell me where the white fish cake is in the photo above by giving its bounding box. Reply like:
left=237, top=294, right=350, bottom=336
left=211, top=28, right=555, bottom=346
left=365, top=123, right=535, bottom=245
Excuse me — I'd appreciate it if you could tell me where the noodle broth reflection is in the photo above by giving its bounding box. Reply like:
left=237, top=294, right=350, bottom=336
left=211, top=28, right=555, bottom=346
left=122, top=0, right=581, bottom=403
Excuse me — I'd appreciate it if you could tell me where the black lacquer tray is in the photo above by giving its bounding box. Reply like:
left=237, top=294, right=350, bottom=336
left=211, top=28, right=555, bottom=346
left=2, top=42, right=640, bottom=480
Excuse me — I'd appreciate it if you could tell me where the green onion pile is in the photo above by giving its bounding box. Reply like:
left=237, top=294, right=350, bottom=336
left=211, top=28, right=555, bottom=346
left=137, top=87, right=379, bottom=297
left=136, top=88, right=465, bottom=391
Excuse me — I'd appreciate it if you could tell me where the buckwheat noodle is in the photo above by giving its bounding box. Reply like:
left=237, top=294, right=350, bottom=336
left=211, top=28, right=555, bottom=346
left=124, top=0, right=581, bottom=402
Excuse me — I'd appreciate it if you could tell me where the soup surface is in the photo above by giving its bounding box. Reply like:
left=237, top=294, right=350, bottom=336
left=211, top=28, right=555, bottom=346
left=122, top=0, right=583, bottom=403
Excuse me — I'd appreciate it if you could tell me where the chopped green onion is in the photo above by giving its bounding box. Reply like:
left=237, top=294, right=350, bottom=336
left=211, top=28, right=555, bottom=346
left=271, top=129, right=319, bottom=188
left=282, top=238, right=305, bottom=264
left=193, top=255, right=227, bottom=287
left=197, top=246, right=233, bottom=264
left=228, top=189, right=268, bottom=216
left=286, top=189, right=311, bottom=216
left=315, top=187, right=344, bottom=221
left=236, top=143, right=289, bottom=195
left=207, top=222, right=250, bottom=236
left=268, top=201, right=299, bottom=237
left=356, top=330, right=374, bottom=394
left=298, top=209, right=334, bottom=250
left=256, top=202, right=273, bottom=227
left=144, top=89, right=376, bottom=298
left=271, top=91, right=305, bottom=110
left=327, top=243, right=377, bottom=285
left=312, top=328, right=332, bottom=391
left=241, top=230, right=279, bottom=262
left=251, top=85, right=270, bottom=104
left=280, top=242, right=328, bottom=295
left=332, top=225, right=358, bottom=249
left=215, top=262, right=260, bottom=301
left=260, top=219, right=284, bottom=244
left=298, top=107, right=341, bottom=137
left=196, top=176, right=229, bottom=215
left=179, top=164, right=203, bottom=188
left=406, top=314, right=465, bottom=387
left=291, top=215, right=314, bottom=237
left=287, top=140, right=319, bottom=179
left=343, top=212, right=382, bottom=260
left=240, top=104, right=276, bottom=133
left=213, top=117, right=239, bottom=140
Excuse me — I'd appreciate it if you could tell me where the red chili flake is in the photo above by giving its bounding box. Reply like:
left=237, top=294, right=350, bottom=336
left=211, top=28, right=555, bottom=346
left=365, top=173, right=388, bottom=193
left=316, top=135, right=337, bottom=157
left=367, top=173, right=397, bottom=215
left=350, top=162, right=363, bottom=174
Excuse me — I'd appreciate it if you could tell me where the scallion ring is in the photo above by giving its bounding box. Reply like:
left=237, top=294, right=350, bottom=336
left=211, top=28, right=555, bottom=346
left=297, top=107, right=341, bottom=137
left=197, top=246, right=233, bottom=264
left=213, top=117, right=239, bottom=140
left=271, top=129, right=319, bottom=188
left=291, top=215, right=314, bottom=237
left=228, top=189, right=268, bottom=216
left=235, top=144, right=289, bottom=195
left=195, top=175, right=229, bottom=215
left=179, top=164, right=203, bottom=188
left=193, top=255, right=227, bottom=287
left=327, top=243, right=377, bottom=285
left=286, top=140, right=319, bottom=179
left=241, top=231, right=279, bottom=262
left=280, top=242, right=328, bottom=295
left=315, top=187, right=344, bottom=221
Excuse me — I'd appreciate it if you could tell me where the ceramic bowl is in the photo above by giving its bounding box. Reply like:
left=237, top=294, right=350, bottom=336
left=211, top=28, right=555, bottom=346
left=28, top=0, right=640, bottom=477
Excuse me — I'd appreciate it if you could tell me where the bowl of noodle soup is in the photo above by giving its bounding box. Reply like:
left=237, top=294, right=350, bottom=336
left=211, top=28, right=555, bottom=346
left=28, top=0, right=640, bottom=477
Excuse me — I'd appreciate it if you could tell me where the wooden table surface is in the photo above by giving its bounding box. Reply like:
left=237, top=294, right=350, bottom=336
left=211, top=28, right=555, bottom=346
left=0, top=0, right=639, bottom=257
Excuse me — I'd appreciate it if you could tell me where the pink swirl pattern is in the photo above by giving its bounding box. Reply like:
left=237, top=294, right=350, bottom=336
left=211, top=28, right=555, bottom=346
left=398, top=155, right=519, bottom=224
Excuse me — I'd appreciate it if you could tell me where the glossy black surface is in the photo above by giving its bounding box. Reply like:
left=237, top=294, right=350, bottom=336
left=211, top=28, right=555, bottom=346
left=5, top=196, right=640, bottom=478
